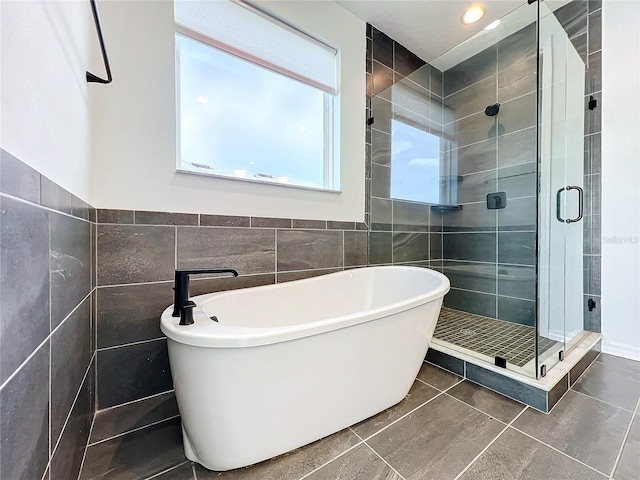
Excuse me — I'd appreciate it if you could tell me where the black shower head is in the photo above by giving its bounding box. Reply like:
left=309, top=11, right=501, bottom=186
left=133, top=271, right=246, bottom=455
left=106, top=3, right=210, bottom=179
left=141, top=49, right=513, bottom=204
left=485, top=103, right=500, bottom=116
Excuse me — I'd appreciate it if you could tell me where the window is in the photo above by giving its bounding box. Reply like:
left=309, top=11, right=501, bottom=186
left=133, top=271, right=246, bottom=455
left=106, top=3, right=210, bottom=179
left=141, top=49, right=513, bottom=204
left=174, top=0, right=339, bottom=191
left=390, top=119, right=441, bottom=204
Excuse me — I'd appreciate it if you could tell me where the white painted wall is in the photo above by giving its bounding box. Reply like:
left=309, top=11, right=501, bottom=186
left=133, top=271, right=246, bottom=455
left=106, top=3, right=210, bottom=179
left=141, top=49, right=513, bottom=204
left=601, top=0, right=640, bottom=360
left=91, top=0, right=365, bottom=221
left=0, top=0, right=97, bottom=203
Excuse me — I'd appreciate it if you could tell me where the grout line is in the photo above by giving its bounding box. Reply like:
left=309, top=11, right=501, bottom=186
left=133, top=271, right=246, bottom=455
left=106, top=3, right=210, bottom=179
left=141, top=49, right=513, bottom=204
left=444, top=90, right=536, bottom=127
left=594, top=357, right=640, bottom=375
left=569, top=389, right=637, bottom=414
left=297, top=440, right=364, bottom=480
left=443, top=390, right=525, bottom=427
left=358, top=390, right=447, bottom=443
left=95, top=389, right=175, bottom=414
left=608, top=397, right=640, bottom=479
left=145, top=461, right=191, bottom=480
left=0, top=191, right=94, bottom=225
left=452, top=406, right=529, bottom=480
left=97, top=336, right=166, bottom=352
left=192, top=462, right=198, bottom=479
left=447, top=286, right=535, bottom=303
left=88, top=415, right=181, bottom=447
left=50, top=351, right=97, bottom=460
left=76, top=407, right=98, bottom=480
left=424, top=359, right=463, bottom=378
left=441, top=125, right=536, bottom=153
left=363, top=442, right=407, bottom=480
left=509, top=424, right=610, bottom=478
left=0, top=289, right=94, bottom=391
left=48, top=213, right=53, bottom=464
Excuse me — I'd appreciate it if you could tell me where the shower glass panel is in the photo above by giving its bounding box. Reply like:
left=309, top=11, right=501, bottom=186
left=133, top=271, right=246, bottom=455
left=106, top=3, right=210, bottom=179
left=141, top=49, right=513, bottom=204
left=428, top=0, right=540, bottom=378
left=370, top=0, right=589, bottom=380
left=536, top=1, right=586, bottom=376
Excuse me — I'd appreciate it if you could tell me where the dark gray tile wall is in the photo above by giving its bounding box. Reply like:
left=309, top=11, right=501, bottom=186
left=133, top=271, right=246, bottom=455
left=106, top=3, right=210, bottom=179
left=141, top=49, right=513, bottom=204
left=95, top=211, right=368, bottom=409
left=552, top=0, right=603, bottom=333
left=0, top=149, right=97, bottom=480
left=367, top=25, right=444, bottom=271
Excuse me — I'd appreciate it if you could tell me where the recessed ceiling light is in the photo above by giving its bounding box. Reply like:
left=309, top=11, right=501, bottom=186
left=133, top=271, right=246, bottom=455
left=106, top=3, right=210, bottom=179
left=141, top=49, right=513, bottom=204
left=196, top=96, right=207, bottom=103
left=484, top=19, right=501, bottom=30
left=461, top=6, right=485, bottom=25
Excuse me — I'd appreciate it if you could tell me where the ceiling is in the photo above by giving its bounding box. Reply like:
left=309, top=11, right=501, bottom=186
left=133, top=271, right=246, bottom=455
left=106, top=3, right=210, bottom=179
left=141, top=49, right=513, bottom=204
left=336, top=0, right=570, bottom=64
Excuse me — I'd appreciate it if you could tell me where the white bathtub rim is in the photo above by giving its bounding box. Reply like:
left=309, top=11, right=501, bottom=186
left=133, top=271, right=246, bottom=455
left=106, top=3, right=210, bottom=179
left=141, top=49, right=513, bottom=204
left=160, top=266, right=449, bottom=349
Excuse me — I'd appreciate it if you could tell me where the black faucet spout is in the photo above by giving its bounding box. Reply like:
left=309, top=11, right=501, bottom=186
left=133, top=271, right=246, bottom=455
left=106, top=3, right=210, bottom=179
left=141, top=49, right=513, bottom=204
left=172, top=268, right=239, bottom=321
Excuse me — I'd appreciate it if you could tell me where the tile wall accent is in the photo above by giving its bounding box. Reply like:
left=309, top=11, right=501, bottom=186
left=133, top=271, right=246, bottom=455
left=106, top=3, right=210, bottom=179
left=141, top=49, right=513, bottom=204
left=366, top=25, right=445, bottom=271
left=95, top=211, right=368, bottom=409
left=552, top=0, right=603, bottom=333
left=0, top=149, right=97, bottom=480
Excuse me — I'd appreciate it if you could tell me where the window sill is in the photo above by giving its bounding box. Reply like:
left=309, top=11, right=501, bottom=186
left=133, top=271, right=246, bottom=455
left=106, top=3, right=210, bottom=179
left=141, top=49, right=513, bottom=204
left=176, top=168, right=343, bottom=195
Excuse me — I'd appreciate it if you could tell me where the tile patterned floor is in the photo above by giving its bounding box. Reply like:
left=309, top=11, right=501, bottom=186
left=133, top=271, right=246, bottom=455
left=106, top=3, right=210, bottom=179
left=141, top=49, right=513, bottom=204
left=79, top=353, right=640, bottom=480
left=433, top=308, right=560, bottom=368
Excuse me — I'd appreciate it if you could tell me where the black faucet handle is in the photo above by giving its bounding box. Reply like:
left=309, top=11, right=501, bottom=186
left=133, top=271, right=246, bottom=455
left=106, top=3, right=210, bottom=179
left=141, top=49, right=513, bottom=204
left=179, top=301, right=197, bottom=326
left=172, top=268, right=239, bottom=318
left=175, top=268, right=239, bottom=277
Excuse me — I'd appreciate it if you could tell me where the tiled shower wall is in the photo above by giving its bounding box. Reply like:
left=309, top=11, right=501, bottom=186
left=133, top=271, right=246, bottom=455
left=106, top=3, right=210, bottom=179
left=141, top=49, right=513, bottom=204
left=0, top=149, right=97, bottom=480
left=439, top=21, right=539, bottom=326
left=367, top=0, right=602, bottom=331
left=95, top=212, right=368, bottom=409
left=442, top=0, right=602, bottom=330
left=366, top=25, right=445, bottom=269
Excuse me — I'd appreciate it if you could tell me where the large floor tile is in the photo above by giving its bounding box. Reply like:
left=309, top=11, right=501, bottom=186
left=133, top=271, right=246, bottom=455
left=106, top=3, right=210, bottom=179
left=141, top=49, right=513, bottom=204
left=367, top=394, right=504, bottom=480
left=596, top=353, right=640, bottom=373
left=459, top=427, right=606, bottom=480
left=447, top=380, right=526, bottom=423
left=90, top=391, right=179, bottom=444
left=304, top=444, right=401, bottom=480
left=194, top=429, right=360, bottom=480
left=80, top=417, right=185, bottom=480
left=572, top=361, right=640, bottom=411
left=417, top=362, right=462, bottom=390
left=614, top=414, right=640, bottom=480
left=513, top=391, right=631, bottom=474
left=351, top=380, right=440, bottom=439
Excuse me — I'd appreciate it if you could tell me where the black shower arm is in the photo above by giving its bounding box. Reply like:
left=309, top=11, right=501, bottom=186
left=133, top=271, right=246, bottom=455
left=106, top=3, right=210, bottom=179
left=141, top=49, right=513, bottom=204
left=86, top=0, right=112, bottom=84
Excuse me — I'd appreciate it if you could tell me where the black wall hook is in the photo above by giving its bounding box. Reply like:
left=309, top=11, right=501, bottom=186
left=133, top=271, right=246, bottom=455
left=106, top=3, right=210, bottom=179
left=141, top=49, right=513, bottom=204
left=87, top=0, right=112, bottom=84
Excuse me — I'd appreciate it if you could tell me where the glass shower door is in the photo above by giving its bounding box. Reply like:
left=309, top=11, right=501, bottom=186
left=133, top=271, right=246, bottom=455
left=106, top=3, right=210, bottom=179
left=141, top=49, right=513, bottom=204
left=537, top=1, right=586, bottom=377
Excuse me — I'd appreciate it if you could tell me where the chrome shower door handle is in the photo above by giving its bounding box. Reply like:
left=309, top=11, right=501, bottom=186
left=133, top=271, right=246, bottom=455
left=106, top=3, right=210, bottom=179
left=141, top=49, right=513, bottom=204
left=565, top=185, right=584, bottom=223
left=556, top=187, right=567, bottom=223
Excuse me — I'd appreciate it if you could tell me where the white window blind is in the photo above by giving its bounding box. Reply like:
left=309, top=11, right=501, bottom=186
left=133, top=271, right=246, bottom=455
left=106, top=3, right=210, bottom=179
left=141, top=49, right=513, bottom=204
left=174, top=0, right=338, bottom=95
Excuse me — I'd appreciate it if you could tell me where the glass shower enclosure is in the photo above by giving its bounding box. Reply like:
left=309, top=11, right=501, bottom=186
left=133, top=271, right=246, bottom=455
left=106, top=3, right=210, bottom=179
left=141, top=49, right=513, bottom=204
left=370, top=0, right=589, bottom=379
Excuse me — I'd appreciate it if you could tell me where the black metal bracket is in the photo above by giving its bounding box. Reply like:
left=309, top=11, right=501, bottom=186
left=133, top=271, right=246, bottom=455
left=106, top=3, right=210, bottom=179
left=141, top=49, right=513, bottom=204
left=588, top=95, right=598, bottom=110
left=527, top=0, right=538, bottom=4
left=540, top=364, right=547, bottom=377
left=87, top=0, right=113, bottom=84
left=495, top=356, right=507, bottom=368
left=588, top=298, right=597, bottom=311
left=366, top=117, right=374, bottom=126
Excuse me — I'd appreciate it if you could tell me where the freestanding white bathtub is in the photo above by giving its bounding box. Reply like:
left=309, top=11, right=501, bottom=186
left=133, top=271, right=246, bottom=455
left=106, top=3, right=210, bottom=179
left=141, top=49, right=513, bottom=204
left=160, top=266, right=449, bottom=471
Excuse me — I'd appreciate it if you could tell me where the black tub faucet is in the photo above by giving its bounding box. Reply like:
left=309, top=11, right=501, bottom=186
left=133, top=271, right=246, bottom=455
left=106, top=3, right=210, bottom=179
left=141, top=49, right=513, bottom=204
left=172, top=268, right=238, bottom=325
